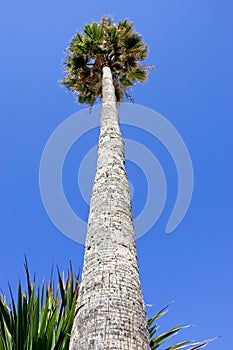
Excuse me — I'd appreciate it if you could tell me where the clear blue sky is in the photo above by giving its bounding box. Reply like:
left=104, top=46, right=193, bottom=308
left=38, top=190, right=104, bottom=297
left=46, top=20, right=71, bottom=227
left=1, top=1, right=232, bottom=348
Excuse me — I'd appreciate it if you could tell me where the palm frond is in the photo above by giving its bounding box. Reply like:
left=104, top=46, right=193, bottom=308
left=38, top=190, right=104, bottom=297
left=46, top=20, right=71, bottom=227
left=148, top=304, right=218, bottom=350
left=61, top=16, right=154, bottom=107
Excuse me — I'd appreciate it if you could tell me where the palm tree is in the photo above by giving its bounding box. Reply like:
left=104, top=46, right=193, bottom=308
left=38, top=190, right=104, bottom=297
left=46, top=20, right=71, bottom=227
left=0, top=17, right=217, bottom=350
left=62, top=16, right=152, bottom=350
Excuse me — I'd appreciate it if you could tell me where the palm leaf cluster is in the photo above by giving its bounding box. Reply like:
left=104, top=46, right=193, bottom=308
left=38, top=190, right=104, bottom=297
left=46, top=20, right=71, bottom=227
left=148, top=303, right=218, bottom=349
left=0, top=259, right=78, bottom=350
left=61, top=16, right=151, bottom=106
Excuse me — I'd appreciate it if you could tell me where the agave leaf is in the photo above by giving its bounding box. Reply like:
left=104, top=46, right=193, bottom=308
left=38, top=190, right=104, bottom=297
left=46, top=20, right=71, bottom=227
left=24, top=256, right=32, bottom=299
left=46, top=306, right=58, bottom=350
left=152, top=323, right=192, bottom=348
left=8, top=284, right=16, bottom=329
left=0, top=317, right=12, bottom=349
left=57, top=267, right=65, bottom=306
left=165, top=340, right=191, bottom=350
left=148, top=302, right=174, bottom=327
left=16, top=282, right=24, bottom=349
left=188, top=337, right=220, bottom=350
left=0, top=300, right=12, bottom=350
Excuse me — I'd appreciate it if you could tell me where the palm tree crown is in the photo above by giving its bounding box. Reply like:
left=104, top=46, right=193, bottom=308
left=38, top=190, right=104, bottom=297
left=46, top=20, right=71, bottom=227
left=61, top=16, right=150, bottom=106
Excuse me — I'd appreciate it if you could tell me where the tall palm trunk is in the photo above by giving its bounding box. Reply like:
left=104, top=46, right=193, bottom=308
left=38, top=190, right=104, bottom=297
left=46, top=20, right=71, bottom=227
left=69, top=66, right=150, bottom=350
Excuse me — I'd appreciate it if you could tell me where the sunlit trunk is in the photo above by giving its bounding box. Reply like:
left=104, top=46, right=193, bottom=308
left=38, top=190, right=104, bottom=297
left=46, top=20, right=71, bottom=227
left=69, top=66, right=150, bottom=350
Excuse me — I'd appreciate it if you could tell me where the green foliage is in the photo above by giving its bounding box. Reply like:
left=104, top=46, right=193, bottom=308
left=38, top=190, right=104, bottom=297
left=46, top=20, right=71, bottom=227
left=61, top=16, right=154, bottom=106
left=0, top=262, right=218, bottom=350
left=148, top=303, right=218, bottom=349
left=0, top=259, right=78, bottom=350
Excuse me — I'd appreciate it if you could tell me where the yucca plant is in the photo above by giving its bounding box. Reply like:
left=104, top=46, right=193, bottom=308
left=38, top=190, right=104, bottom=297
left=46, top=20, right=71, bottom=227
left=148, top=303, right=218, bottom=350
left=0, top=259, right=78, bottom=350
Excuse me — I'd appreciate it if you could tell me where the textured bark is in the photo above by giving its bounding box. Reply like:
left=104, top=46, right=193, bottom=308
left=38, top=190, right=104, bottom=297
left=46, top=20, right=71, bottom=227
left=69, top=66, right=150, bottom=350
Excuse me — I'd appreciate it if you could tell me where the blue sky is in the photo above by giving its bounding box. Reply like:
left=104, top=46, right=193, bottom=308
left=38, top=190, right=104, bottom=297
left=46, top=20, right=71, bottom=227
left=1, top=1, right=232, bottom=348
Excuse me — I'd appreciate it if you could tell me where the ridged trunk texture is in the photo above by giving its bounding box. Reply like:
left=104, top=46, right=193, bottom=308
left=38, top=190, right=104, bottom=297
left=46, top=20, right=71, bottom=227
left=69, top=66, right=150, bottom=350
